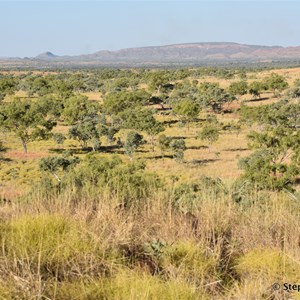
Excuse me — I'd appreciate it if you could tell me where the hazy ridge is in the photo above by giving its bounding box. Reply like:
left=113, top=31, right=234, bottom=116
left=2, top=42, right=300, bottom=67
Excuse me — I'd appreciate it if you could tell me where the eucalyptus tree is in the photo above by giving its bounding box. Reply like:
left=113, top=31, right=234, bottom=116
left=239, top=100, right=300, bottom=191
left=124, top=131, right=146, bottom=160
left=248, top=81, right=265, bottom=99
left=0, top=99, right=56, bottom=153
left=68, top=116, right=101, bottom=151
left=198, top=124, right=220, bottom=152
left=0, top=76, right=18, bottom=101
left=172, top=98, right=200, bottom=130
left=263, top=73, right=288, bottom=96
left=119, top=108, right=165, bottom=151
left=62, top=95, right=100, bottom=125
left=39, top=155, right=79, bottom=182
left=228, top=81, right=248, bottom=99
left=198, top=82, right=235, bottom=113
left=103, top=90, right=150, bottom=116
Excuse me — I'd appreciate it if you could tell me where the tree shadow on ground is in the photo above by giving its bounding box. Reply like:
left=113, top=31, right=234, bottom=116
left=49, top=147, right=91, bottom=155
left=187, top=158, right=220, bottom=166
left=136, top=149, right=149, bottom=154
left=49, top=148, right=68, bottom=154
left=187, top=145, right=208, bottom=150
left=144, top=154, right=173, bottom=160
left=294, top=178, right=300, bottom=185
left=157, top=107, right=172, bottom=112
left=169, top=136, right=188, bottom=140
left=162, top=119, right=178, bottom=126
left=194, top=118, right=207, bottom=123
left=243, top=97, right=269, bottom=103
left=100, top=145, right=123, bottom=153
left=222, top=109, right=235, bottom=114
left=224, top=148, right=248, bottom=152
left=49, top=144, right=124, bottom=155
left=0, top=157, right=13, bottom=162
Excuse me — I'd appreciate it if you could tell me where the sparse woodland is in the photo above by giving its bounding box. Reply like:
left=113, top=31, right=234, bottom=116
left=0, top=66, right=299, bottom=299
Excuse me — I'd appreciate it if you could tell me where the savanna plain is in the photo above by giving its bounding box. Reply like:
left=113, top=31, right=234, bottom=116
left=0, top=66, right=299, bottom=299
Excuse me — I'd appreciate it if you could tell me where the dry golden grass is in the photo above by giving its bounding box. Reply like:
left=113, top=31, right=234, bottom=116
left=0, top=183, right=299, bottom=299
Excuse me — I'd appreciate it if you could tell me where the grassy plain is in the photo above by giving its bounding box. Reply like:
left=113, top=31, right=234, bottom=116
left=0, top=67, right=299, bottom=299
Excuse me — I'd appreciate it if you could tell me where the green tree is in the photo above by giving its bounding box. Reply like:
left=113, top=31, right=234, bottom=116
left=198, top=82, right=235, bottom=113
left=147, top=71, right=173, bottom=109
left=95, top=113, right=120, bottom=145
left=170, top=138, right=186, bottom=163
left=21, top=75, right=52, bottom=97
left=32, top=77, right=51, bottom=97
left=62, top=95, right=100, bottom=125
left=147, top=71, right=170, bottom=95
left=120, top=108, right=165, bottom=151
left=103, top=91, right=149, bottom=116
left=0, top=99, right=56, bottom=153
left=172, top=99, right=200, bottom=129
left=39, top=155, right=79, bottom=182
left=239, top=100, right=300, bottom=191
left=53, top=133, right=66, bottom=146
left=68, top=116, right=101, bottom=151
left=0, top=76, right=18, bottom=101
left=264, top=73, right=288, bottom=96
left=112, top=77, right=130, bottom=91
left=51, top=79, right=74, bottom=99
left=198, top=124, right=220, bottom=152
left=124, top=131, right=145, bottom=160
left=38, top=96, right=63, bottom=120
left=248, top=81, right=265, bottom=99
left=158, top=134, right=172, bottom=159
left=228, top=81, right=248, bottom=99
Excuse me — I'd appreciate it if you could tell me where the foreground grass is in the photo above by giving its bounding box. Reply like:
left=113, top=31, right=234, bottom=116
left=0, top=188, right=300, bottom=299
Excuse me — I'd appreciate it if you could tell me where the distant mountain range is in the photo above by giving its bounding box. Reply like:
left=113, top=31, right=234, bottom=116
left=3, top=42, right=300, bottom=67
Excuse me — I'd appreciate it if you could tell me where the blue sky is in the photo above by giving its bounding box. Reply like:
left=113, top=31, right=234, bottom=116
left=1, top=1, right=300, bottom=57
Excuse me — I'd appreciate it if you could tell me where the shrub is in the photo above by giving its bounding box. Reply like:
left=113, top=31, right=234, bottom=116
left=63, top=155, right=161, bottom=207
left=173, top=176, right=227, bottom=211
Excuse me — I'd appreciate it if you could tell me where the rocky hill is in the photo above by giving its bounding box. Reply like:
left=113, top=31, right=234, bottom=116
left=39, top=42, right=300, bottom=63
left=2, top=42, right=300, bottom=68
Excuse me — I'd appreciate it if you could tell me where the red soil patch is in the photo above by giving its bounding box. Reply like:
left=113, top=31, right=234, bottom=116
left=7, top=151, right=48, bottom=160
left=0, top=187, right=23, bottom=199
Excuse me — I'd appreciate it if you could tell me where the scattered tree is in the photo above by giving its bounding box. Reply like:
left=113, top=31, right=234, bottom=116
left=0, top=76, right=18, bottom=102
left=198, top=124, right=220, bottom=152
left=228, top=81, right=248, bottom=99
left=124, top=131, right=145, bottom=160
left=170, top=139, right=186, bottom=163
left=263, top=73, right=288, bottom=96
left=120, top=108, right=164, bottom=151
left=239, top=100, right=300, bottom=191
left=53, top=133, right=66, bottom=146
left=62, top=95, right=99, bottom=125
left=0, top=99, right=56, bottom=153
left=68, top=116, right=101, bottom=151
left=172, top=98, right=200, bottom=129
left=39, top=155, right=79, bottom=182
left=158, top=134, right=172, bottom=159
left=198, top=82, right=235, bottom=113
left=248, top=81, right=265, bottom=99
